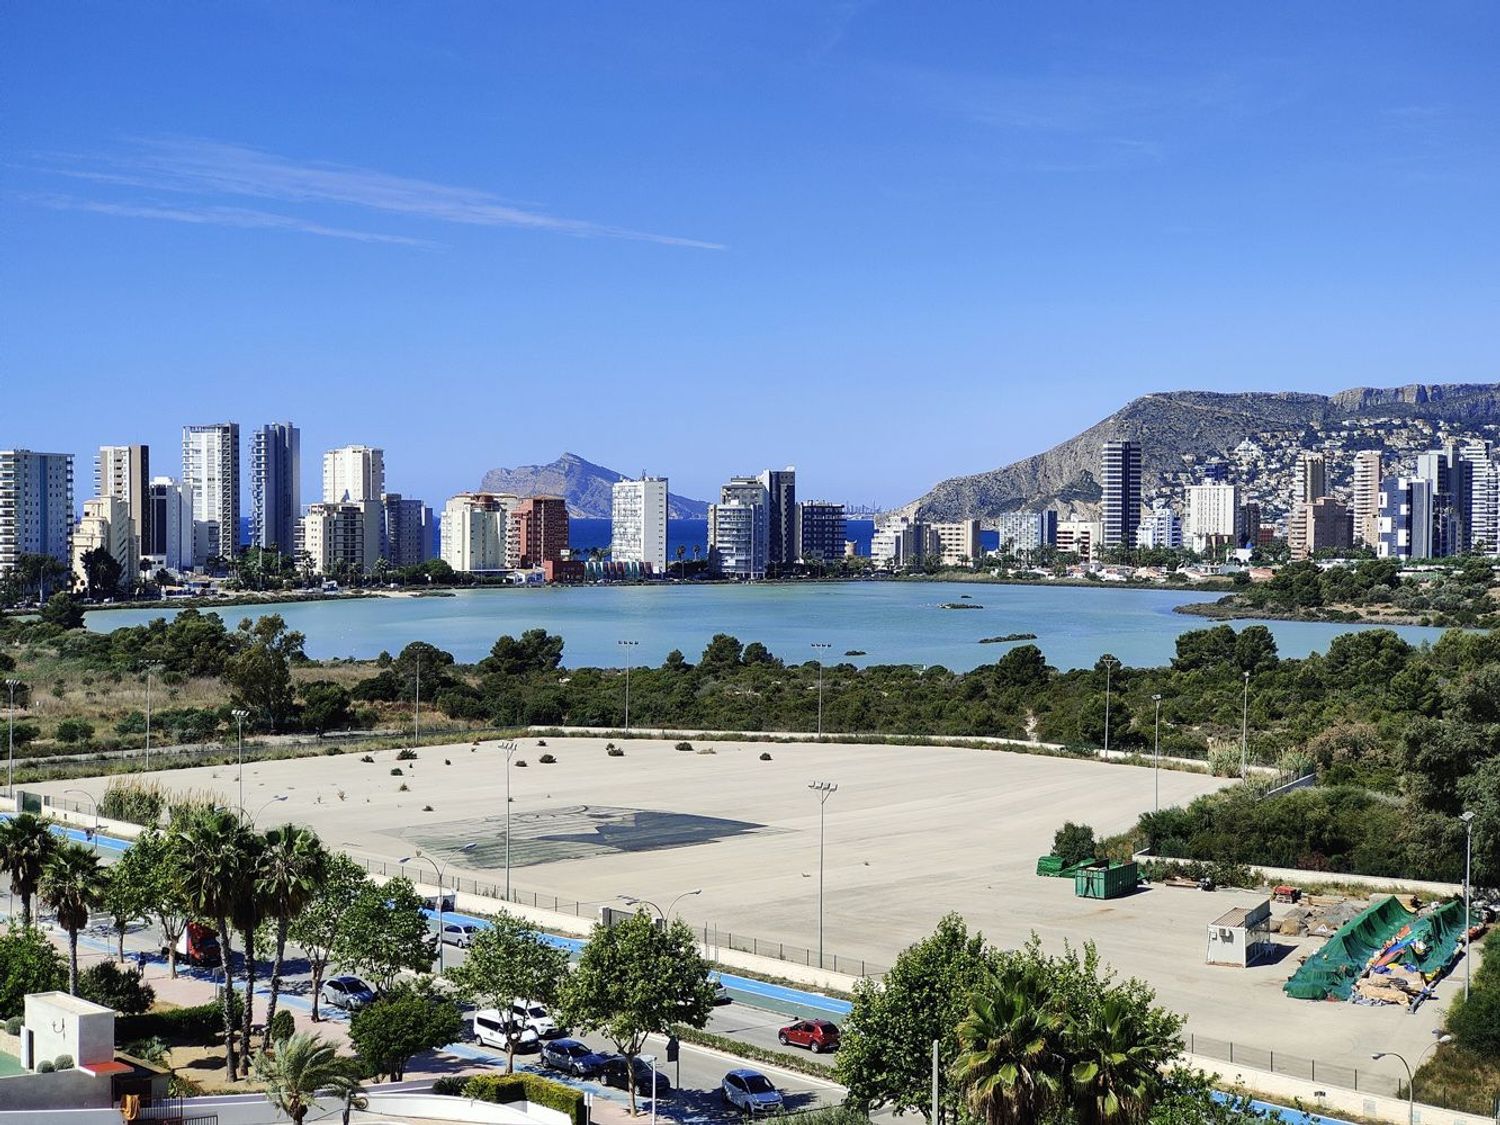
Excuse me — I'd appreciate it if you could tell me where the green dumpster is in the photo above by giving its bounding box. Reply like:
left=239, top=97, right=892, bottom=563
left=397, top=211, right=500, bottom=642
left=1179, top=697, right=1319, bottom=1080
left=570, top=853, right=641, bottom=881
left=1074, top=860, right=1138, bottom=900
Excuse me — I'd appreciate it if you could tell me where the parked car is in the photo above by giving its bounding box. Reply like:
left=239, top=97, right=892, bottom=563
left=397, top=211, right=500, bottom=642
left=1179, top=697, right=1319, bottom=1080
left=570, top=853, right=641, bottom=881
left=778, top=1019, right=840, bottom=1053
left=509, top=998, right=565, bottom=1040
left=473, top=1008, right=539, bottom=1052
left=600, top=1055, right=672, bottom=1097
left=321, top=975, right=377, bottom=1012
left=437, top=920, right=481, bottom=948
left=541, top=1038, right=611, bottom=1077
left=721, top=1069, right=783, bottom=1114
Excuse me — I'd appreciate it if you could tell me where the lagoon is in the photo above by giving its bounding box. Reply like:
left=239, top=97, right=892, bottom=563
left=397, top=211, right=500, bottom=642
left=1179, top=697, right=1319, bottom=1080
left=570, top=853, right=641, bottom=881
left=85, top=581, right=1452, bottom=672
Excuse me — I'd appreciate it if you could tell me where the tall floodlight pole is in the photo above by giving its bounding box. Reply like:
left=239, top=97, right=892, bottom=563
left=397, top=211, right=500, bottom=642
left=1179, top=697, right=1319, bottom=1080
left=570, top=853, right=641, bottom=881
left=618, top=640, right=639, bottom=733
left=808, top=781, right=838, bottom=969
left=5, top=679, right=21, bottom=800
left=1152, top=694, right=1163, bottom=814
left=812, top=643, right=831, bottom=737
left=1240, top=670, right=1251, bottom=778
left=501, top=740, right=518, bottom=901
left=1100, top=657, right=1118, bottom=754
left=231, top=709, right=250, bottom=813
left=1461, top=810, right=1475, bottom=999
left=143, top=661, right=162, bottom=771
left=413, top=660, right=421, bottom=749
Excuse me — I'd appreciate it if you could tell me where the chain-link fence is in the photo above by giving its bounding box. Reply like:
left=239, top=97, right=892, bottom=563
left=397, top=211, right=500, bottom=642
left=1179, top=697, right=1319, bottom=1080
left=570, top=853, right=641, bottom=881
left=1186, top=1033, right=1400, bottom=1096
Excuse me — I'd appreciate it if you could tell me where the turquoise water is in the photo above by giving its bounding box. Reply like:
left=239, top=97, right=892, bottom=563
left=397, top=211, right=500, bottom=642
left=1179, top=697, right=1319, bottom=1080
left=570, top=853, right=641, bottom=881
left=85, top=582, right=1452, bottom=672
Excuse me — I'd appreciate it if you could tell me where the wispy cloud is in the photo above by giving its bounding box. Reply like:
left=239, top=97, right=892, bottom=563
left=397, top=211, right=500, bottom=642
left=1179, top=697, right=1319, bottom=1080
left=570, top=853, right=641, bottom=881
left=32, top=137, right=725, bottom=250
left=29, top=194, right=441, bottom=247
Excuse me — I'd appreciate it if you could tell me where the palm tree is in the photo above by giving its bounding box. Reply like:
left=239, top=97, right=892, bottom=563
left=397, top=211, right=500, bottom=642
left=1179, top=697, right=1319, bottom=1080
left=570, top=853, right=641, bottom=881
left=952, top=964, right=1067, bottom=1125
left=234, top=831, right=269, bottom=1075
left=38, top=843, right=107, bottom=993
left=0, top=812, right=59, bottom=927
left=1066, top=992, right=1179, bottom=1124
left=258, top=824, right=328, bottom=1053
left=250, top=1030, right=357, bottom=1125
left=176, top=807, right=256, bottom=1080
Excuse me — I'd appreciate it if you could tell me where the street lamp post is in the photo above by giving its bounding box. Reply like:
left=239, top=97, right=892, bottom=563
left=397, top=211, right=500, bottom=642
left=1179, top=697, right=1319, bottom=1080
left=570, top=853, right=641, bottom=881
left=500, top=740, right=518, bottom=902
left=1100, top=657, right=1118, bottom=755
left=808, top=781, right=837, bottom=970
left=245, top=794, right=289, bottom=825
left=1461, top=810, right=1475, bottom=999
left=399, top=842, right=478, bottom=971
left=143, top=662, right=162, bottom=771
left=1240, top=670, right=1251, bottom=778
left=618, top=888, right=701, bottom=922
left=5, top=678, right=21, bottom=800
left=63, top=788, right=98, bottom=852
left=811, top=643, right=831, bottom=738
left=618, top=640, right=639, bottom=733
left=413, top=660, right=421, bottom=749
left=231, top=709, right=250, bottom=813
left=1373, top=1035, right=1452, bottom=1125
left=1152, top=694, right=1163, bottom=814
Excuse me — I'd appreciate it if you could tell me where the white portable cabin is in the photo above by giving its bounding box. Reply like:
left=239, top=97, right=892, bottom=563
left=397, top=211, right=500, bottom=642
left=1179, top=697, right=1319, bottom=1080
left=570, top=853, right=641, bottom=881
left=1205, top=899, right=1274, bottom=967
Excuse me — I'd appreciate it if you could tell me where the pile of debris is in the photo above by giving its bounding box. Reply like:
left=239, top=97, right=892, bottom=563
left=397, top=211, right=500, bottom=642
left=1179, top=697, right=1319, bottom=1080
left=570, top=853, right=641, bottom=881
left=1276, top=895, right=1368, bottom=937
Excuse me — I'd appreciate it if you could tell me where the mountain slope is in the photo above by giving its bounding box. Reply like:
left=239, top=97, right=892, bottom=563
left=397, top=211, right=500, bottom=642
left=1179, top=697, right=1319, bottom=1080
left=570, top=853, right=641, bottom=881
left=479, top=452, right=708, bottom=519
left=905, top=383, right=1500, bottom=521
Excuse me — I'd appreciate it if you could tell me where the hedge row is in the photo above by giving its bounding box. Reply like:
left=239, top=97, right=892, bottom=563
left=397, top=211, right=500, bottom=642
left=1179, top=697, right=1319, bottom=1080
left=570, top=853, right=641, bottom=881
left=116, top=994, right=239, bottom=1045
left=432, top=1073, right=587, bottom=1125
left=670, top=1024, right=834, bottom=1080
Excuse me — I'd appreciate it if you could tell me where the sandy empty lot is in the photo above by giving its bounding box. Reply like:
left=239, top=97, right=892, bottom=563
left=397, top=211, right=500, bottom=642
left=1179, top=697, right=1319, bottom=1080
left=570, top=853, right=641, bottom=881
left=41, top=735, right=1454, bottom=1087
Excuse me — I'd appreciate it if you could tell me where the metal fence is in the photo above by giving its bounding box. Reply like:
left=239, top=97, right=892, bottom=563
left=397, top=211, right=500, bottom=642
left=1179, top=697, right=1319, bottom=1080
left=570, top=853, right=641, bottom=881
left=1186, top=1033, right=1400, bottom=1096
left=353, top=855, right=885, bottom=978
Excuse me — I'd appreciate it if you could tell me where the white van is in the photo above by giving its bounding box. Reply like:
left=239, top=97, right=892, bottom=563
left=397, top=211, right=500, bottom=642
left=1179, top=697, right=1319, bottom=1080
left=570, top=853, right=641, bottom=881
left=473, top=1008, right=539, bottom=1052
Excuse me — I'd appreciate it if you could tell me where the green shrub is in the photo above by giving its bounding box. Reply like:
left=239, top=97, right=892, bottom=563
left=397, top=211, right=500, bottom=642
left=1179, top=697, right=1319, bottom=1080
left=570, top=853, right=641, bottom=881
left=55, top=719, right=95, bottom=745
left=4, top=1016, right=21, bottom=1035
left=78, top=961, right=155, bottom=1015
left=461, top=1074, right=587, bottom=1125
left=675, top=741, right=694, bottom=752
left=360, top=754, right=375, bottom=763
left=607, top=746, right=624, bottom=757
left=515, top=759, right=528, bottom=767
left=538, top=753, right=556, bottom=764
left=53, top=1054, right=73, bottom=1070
left=36, top=1059, right=54, bottom=1073
left=396, top=749, right=417, bottom=761
left=1051, top=822, right=1096, bottom=867
left=759, top=751, right=772, bottom=760
left=269, top=1008, right=295, bottom=1042
left=122, top=1037, right=169, bottom=1066
left=432, top=1075, right=466, bottom=1096
left=116, top=996, right=239, bottom=1045
left=389, top=767, right=403, bottom=776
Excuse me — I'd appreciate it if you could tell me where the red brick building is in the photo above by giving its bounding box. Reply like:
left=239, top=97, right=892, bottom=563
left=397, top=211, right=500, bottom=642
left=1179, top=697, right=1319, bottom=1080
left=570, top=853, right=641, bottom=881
left=508, top=496, right=570, bottom=568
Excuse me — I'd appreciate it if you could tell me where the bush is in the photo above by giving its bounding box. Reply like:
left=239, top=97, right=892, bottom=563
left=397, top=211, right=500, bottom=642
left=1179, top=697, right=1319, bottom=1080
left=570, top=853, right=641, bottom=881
left=78, top=962, right=155, bottom=1015
left=396, top=748, right=418, bottom=761
left=1051, top=822, right=1097, bottom=867
left=55, top=719, right=95, bottom=745
left=4, top=1016, right=21, bottom=1035
left=538, top=753, right=556, bottom=764
left=390, top=767, right=403, bottom=776
left=269, top=1008, right=295, bottom=1042
left=515, top=759, right=528, bottom=768
left=461, top=1074, right=587, bottom=1125
left=36, top=1059, right=53, bottom=1073
left=607, top=746, right=625, bottom=757
left=432, top=1075, right=467, bottom=1096
left=360, top=754, right=375, bottom=763
left=536, top=739, right=548, bottom=747
left=759, top=752, right=772, bottom=760
left=53, top=1054, right=72, bottom=1070
left=398, top=783, right=409, bottom=792
left=98, top=781, right=167, bottom=826
left=422, top=805, right=433, bottom=812
left=675, top=741, right=694, bottom=752
left=122, top=1036, right=169, bottom=1065
left=117, top=996, right=240, bottom=1045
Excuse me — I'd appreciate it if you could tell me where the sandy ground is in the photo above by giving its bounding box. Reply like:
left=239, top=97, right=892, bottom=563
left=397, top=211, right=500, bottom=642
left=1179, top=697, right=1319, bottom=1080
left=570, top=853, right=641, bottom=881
left=37, top=735, right=1457, bottom=1086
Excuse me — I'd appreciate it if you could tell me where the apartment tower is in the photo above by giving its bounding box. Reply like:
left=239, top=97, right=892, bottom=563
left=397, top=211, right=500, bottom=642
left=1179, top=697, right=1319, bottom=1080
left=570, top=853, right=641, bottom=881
left=250, top=423, right=301, bottom=555
left=1099, top=440, right=1142, bottom=549
left=96, top=444, right=151, bottom=556
left=182, top=423, right=240, bottom=562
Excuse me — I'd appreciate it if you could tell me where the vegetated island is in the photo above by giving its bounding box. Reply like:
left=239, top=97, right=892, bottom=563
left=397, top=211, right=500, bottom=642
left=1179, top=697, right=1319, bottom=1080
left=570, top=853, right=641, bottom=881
left=844, top=649, right=867, bottom=656
left=939, top=602, right=984, bottom=610
left=978, top=633, right=1038, bottom=644
left=1172, top=558, right=1500, bottom=630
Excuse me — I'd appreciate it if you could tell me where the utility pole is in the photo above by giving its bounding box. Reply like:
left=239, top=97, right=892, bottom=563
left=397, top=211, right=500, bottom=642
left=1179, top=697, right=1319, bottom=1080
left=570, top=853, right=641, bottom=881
left=1101, top=656, right=1117, bottom=755
left=502, top=740, right=518, bottom=901
left=143, top=661, right=162, bottom=771
left=232, top=709, right=249, bottom=812
left=811, top=642, right=831, bottom=737
left=4, top=679, right=21, bottom=800
left=1152, top=694, right=1163, bottom=814
left=618, top=640, right=639, bottom=732
left=1240, top=670, right=1251, bottom=778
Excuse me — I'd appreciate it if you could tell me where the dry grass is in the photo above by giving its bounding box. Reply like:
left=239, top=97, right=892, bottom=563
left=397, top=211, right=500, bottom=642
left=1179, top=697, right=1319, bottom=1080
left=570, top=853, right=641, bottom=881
left=1407, top=1043, right=1500, bottom=1115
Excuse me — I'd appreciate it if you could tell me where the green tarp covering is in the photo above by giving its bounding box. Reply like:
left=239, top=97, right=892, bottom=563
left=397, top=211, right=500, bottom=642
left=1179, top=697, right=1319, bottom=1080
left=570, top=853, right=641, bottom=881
left=1284, top=896, right=1470, bottom=1002
left=1036, top=855, right=1094, bottom=878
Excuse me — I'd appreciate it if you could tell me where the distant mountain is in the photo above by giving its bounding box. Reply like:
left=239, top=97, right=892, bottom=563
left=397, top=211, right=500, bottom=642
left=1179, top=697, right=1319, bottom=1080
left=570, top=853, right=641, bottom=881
left=903, top=383, right=1500, bottom=521
left=479, top=452, right=709, bottom=519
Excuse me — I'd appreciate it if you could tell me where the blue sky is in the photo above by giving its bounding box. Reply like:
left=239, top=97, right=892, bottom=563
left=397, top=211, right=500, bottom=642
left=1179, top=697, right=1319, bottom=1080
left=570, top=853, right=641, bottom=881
left=3, top=3, right=1496, bottom=508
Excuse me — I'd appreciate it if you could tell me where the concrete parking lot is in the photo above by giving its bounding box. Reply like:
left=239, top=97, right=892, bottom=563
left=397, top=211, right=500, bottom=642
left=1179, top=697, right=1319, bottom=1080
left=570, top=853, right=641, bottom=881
left=38, top=734, right=1460, bottom=1086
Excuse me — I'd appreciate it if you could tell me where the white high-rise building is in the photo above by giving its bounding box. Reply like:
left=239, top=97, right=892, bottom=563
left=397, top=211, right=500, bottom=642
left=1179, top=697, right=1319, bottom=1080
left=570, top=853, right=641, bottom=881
left=708, top=499, right=767, bottom=578
left=323, top=445, right=385, bottom=504
left=96, top=444, right=150, bottom=556
left=440, top=493, right=512, bottom=573
left=300, top=501, right=381, bottom=575
left=182, top=423, right=240, bottom=563
left=1187, top=483, right=1241, bottom=554
left=1135, top=502, right=1183, bottom=550
left=0, top=450, right=75, bottom=577
left=611, top=476, right=668, bottom=572
left=146, top=477, right=196, bottom=572
left=1457, top=443, right=1498, bottom=555
left=1352, top=451, right=1383, bottom=548
left=929, top=520, right=982, bottom=566
left=72, top=496, right=138, bottom=591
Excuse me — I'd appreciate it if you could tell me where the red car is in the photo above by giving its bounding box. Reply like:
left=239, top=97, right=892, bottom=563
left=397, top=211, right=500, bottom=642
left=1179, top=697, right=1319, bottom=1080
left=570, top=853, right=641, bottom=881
left=778, top=1019, right=840, bottom=1053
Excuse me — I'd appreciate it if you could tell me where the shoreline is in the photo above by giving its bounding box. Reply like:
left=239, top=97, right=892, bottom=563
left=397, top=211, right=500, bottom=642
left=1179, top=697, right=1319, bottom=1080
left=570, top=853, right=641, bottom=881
left=1173, top=599, right=1442, bottom=628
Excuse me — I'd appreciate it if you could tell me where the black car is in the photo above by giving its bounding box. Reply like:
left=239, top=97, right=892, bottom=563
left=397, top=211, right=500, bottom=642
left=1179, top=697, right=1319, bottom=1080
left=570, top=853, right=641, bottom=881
left=600, top=1055, right=672, bottom=1097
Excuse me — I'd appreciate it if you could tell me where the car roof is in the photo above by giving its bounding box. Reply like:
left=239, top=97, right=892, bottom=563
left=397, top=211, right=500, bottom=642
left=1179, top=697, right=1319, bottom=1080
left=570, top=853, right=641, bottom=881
left=727, top=1068, right=764, bottom=1079
left=329, top=974, right=363, bottom=985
